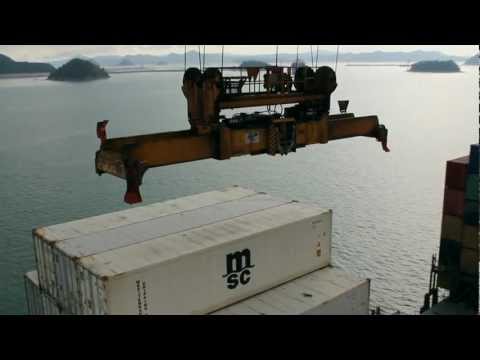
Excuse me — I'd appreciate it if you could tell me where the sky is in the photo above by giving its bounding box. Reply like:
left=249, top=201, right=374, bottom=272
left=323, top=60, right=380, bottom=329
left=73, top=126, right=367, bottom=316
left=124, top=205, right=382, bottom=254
left=0, top=45, right=477, bottom=62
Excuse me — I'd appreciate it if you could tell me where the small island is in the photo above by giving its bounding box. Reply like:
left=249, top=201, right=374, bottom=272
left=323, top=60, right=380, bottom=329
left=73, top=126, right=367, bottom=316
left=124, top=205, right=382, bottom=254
left=408, top=60, right=460, bottom=73
left=48, top=58, right=110, bottom=81
left=464, top=53, right=479, bottom=65
left=0, top=53, right=55, bottom=74
left=240, top=60, right=271, bottom=67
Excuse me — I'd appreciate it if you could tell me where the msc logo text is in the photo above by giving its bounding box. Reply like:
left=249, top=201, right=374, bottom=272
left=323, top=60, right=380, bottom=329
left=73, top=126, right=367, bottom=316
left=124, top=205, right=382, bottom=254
left=222, top=249, right=255, bottom=289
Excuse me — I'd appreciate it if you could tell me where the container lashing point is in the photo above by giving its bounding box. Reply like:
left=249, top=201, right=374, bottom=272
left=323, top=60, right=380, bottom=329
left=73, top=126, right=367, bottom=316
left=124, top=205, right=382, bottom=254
left=97, top=120, right=109, bottom=145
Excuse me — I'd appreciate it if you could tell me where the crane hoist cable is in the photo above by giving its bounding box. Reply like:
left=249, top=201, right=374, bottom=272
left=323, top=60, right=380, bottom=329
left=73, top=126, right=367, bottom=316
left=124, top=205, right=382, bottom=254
left=275, top=45, right=279, bottom=67
left=310, top=45, right=314, bottom=67
left=203, top=45, right=206, bottom=70
left=295, top=45, right=299, bottom=68
left=184, top=45, right=187, bottom=71
left=198, top=45, right=202, bottom=70
left=335, top=45, right=340, bottom=73
left=221, top=45, right=224, bottom=74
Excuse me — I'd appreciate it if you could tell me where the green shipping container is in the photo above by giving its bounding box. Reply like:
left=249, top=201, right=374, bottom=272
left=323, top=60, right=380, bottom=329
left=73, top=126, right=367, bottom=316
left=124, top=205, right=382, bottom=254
left=460, top=248, right=479, bottom=275
left=461, top=224, right=479, bottom=250
left=465, top=175, right=478, bottom=202
left=463, top=200, right=479, bottom=226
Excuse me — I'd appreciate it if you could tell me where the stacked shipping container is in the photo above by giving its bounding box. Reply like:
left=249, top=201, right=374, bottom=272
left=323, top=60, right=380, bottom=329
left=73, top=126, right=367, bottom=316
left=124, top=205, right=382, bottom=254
left=25, top=267, right=370, bottom=315
left=24, top=186, right=370, bottom=315
left=438, top=145, right=479, bottom=310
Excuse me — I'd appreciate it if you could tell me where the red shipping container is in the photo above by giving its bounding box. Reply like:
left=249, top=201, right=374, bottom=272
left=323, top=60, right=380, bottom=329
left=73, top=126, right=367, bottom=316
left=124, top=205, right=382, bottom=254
left=445, top=156, right=469, bottom=190
left=443, top=187, right=465, bottom=217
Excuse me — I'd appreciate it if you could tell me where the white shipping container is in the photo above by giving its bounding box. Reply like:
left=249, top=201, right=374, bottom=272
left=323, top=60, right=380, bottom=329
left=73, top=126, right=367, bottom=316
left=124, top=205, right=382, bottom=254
left=24, top=271, right=62, bottom=315
left=33, top=186, right=258, bottom=299
left=212, top=266, right=370, bottom=315
left=33, top=187, right=332, bottom=314
left=25, top=267, right=369, bottom=316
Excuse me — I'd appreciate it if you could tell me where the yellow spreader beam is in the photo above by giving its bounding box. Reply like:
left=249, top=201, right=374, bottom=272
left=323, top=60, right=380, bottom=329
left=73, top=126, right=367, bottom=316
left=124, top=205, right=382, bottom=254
left=95, top=113, right=389, bottom=204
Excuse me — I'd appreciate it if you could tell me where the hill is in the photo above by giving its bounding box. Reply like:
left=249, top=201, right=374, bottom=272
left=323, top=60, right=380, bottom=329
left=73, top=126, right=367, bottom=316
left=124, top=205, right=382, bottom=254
left=464, top=54, right=479, bottom=65
left=408, top=60, right=460, bottom=73
left=118, top=58, right=134, bottom=66
left=0, top=53, right=55, bottom=74
left=44, top=49, right=468, bottom=69
left=48, top=58, right=110, bottom=81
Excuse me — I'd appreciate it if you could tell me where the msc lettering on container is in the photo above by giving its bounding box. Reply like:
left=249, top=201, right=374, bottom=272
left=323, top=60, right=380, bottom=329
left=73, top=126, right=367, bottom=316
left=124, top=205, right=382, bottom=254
left=222, top=249, right=255, bottom=289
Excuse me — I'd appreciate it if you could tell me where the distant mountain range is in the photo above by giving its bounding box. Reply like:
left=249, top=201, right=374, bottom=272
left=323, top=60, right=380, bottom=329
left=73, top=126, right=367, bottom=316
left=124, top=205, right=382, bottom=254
left=3, top=49, right=474, bottom=74
left=45, top=49, right=469, bottom=68
left=0, top=53, right=55, bottom=74
left=118, top=58, right=134, bottom=66
left=49, top=54, right=170, bottom=67
left=464, top=53, right=479, bottom=65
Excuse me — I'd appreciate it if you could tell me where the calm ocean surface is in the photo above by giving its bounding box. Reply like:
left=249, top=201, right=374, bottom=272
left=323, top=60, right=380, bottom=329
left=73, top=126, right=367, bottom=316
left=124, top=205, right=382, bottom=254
left=0, top=64, right=477, bottom=314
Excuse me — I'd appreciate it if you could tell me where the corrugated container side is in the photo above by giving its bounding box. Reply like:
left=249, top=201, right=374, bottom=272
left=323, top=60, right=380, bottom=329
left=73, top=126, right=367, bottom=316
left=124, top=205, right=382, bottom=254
left=89, top=271, right=100, bottom=315
left=64, top=252, right=75, bottom=314
left=52, top=247, right=65, bottom=310
left=24, top=273, right=38, bottom=315
left=72, top=263, right=108, bottom=315
left=78, top=266, right=89, bottom=315
left=33, top=234, right=46, bottom=292
left=24, top=271, right=64, bottom=315
left=71, top=258, right=82, bottom=314
left=49, top=243, right=59, bottom=300
left=42, top=294, right=61, bottom=315
left=41, top=240, right=54, bottom=297
left=25, top=271, right=45, bottom=315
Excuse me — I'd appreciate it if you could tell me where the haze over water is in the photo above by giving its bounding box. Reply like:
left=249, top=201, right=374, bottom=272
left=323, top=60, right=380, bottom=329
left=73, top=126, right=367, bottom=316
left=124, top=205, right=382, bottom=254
left=0, top=64, right=477, bottom=314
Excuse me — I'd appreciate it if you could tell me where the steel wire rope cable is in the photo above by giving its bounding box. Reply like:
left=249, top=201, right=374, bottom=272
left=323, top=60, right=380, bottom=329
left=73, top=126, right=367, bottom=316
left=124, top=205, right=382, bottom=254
left=295, top=45, right=299, bottom=69
left=335, top=45, right=340, bottom=73
left=221, top=45, right=224, bottom=75
left=184, top=45, right=187, bottom=71
left=275, top=45, right=279, bottom=67
left=269, top=45, right=279, bottom=115
left=310, top=45, right=314, bottom=67
left=198, top=45, right=202, bottom=70
left=203, top=45, right=206, bottom=70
